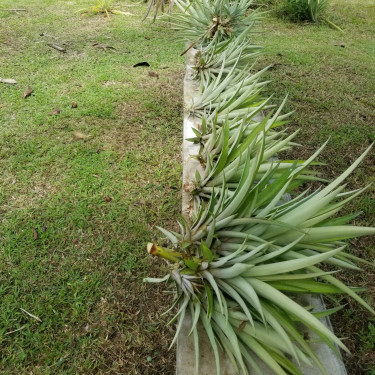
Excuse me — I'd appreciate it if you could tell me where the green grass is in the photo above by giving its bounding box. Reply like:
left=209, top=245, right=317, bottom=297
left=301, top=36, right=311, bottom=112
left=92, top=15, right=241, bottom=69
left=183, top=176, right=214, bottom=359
left=2, top=0, right=375, bottom=373
left=253, top=1, right=375, bottom=373
left=0, top=1, right=184, bottom=373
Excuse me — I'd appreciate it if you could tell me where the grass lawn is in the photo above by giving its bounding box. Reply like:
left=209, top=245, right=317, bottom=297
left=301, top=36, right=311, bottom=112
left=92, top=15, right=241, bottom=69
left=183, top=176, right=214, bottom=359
left=0, top=1, right=184, bottom=373
left=254, top=1, right=375, bottom=373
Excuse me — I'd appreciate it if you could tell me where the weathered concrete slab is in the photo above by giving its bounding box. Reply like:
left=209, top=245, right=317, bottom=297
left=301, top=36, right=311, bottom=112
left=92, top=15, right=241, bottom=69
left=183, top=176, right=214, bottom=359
left=178, top=49, right=348, bottom=375
left=182, top=49, right=203, bottom=218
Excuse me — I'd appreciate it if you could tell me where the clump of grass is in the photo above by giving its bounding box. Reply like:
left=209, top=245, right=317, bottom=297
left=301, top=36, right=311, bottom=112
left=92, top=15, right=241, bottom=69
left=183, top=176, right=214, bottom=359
left=78, top=0, right=132, bottom=18
left=281, top=0, right=343, bottom=31
left=283, top=0, right=328, bottom=22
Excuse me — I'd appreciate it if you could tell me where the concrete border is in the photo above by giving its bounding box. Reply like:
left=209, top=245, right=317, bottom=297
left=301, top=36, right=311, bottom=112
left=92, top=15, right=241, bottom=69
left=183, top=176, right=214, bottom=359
left=181, top=48, right=204, bottom=219
left=177, top=49, right=348, bottom=375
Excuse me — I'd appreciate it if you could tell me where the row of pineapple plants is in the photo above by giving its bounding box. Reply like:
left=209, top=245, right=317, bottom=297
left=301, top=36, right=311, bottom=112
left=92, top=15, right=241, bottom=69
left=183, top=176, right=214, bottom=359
left=144, top=0, right=374, bottom=374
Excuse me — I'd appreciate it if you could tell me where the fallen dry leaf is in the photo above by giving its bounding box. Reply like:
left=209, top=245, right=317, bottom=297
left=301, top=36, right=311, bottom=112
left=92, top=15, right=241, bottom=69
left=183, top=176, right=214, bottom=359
left=33, top=228, right=38, bottom=240
left=92, top=43, right=116, bottom=50
left=0, top=77, right=17, bottom=84
left=47, top=43, right=66, bottom=53
left=74, top=131, right=88, bottom=140
left=20, top=308, right=42, bottom=322
left=71, top=101, right=78, bottom=108
left=5, top=326, right=27, bottom=336
left=134, top=199, right=146, bottom=206
left=133, top=61, right=150, bottom=68
left=4, top=8, right=27, bottom=12
left=22, top=87, right=33, bottom=99
left=92, top=43, right=106, bottom=49
left=48, top=108, right=61, bottom=116
left=148, top=71, right=159, bottom=79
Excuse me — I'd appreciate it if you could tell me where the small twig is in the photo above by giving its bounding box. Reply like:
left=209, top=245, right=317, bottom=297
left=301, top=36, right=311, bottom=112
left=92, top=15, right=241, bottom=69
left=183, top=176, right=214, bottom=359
left=5, top=325, right=27, bottom=335
left=321, top=18, right=344, bottom=33
left=3, top=8, right=27, bottom=11
left=180, top=36, right=203, bottom=56
left=180, top=24, right=216, bottom=56
left=47, top=43, right=66, bottom=53
left=142, top=0, right=156, bottom=22
left=20, top=308, right=42, bottom=322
